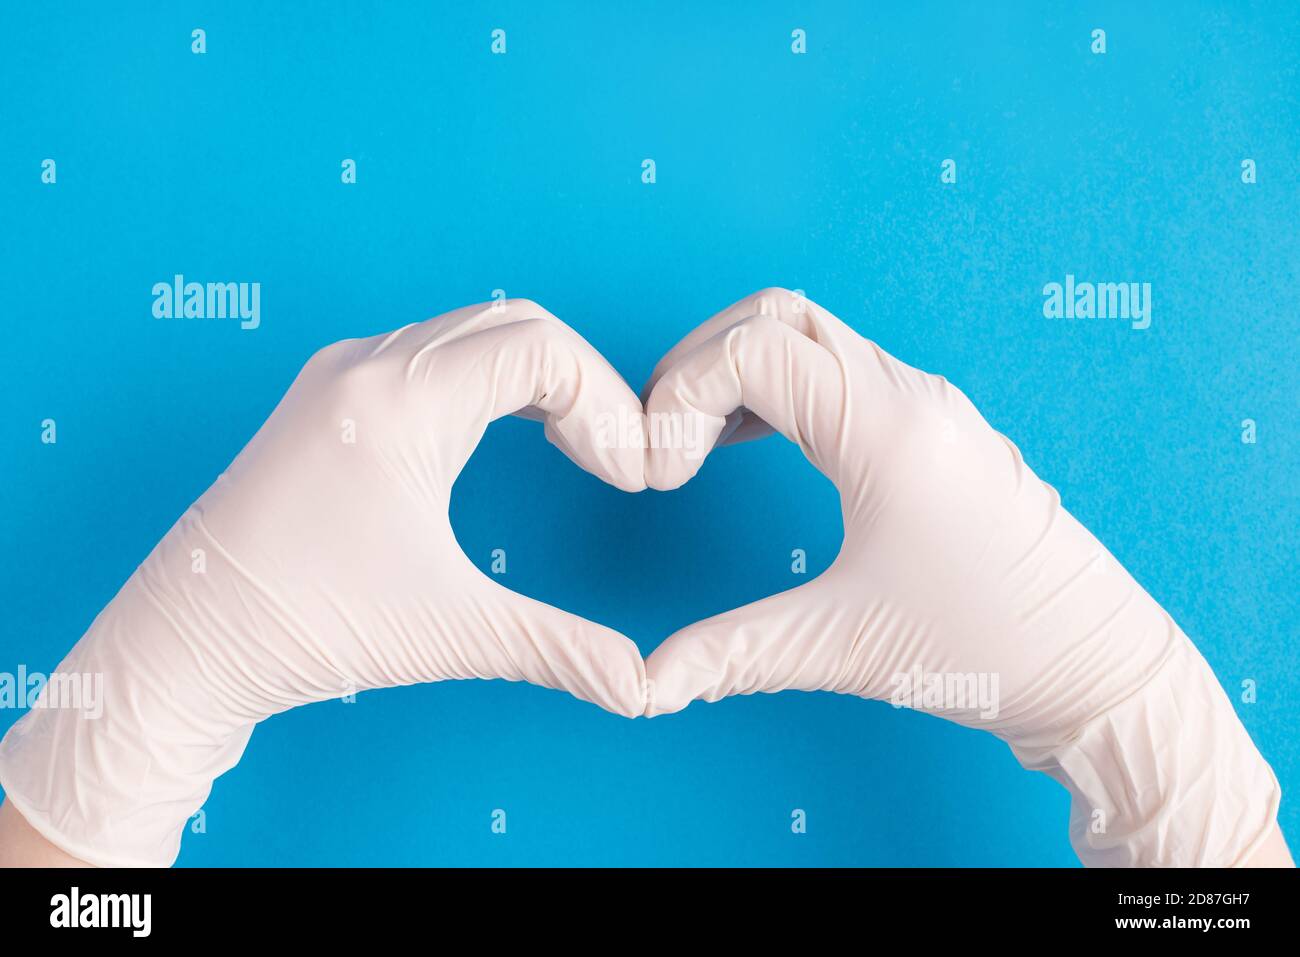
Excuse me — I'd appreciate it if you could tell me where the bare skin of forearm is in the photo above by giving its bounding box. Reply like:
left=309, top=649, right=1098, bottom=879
left=0, top=799, right=92, bottom=867
left=0, top=794, right=1291, bottom=867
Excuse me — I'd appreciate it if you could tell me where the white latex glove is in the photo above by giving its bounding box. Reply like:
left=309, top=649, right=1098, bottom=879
left=0, top=299, right=648, bottom=867
left=642, top=288, right=1281, bottom=867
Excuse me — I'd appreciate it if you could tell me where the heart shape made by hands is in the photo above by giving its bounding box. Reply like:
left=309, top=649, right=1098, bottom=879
left=0, top=289, right=1273, bottom=873
left=564, top=288, right=1200, bottom=815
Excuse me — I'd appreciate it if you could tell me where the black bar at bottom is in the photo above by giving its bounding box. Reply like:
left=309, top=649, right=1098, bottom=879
left=0, top=866, right=1293, bottom=942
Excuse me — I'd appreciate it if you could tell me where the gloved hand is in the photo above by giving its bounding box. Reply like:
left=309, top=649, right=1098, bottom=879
left=642, top=288, right=1281, bottom=867
left=0, top=299, right=649, bottom=867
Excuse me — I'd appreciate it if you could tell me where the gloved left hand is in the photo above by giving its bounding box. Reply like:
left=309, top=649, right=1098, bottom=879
left=0, top=299, right=649, bottom=867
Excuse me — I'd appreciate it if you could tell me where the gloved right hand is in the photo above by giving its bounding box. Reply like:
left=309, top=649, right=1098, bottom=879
left=642, top=288, right=1281, bottom=867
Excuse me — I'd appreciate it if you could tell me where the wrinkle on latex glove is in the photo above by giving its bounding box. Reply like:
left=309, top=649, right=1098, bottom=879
left=0, top=299, right=648, bottom=867
left=641, top=288, right=1281, bottom=868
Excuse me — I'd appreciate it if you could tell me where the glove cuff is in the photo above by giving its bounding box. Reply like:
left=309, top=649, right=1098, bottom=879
left=0, top=580, right=255, bottom=867
left=1011, top=639, right=1281, bottom=867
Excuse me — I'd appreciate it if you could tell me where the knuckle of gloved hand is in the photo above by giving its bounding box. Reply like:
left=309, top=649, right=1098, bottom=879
left=505, top=314, right=558, bottom=347
left=511, top=318, right=571, bottom=374
left=725, top=314, right=786, bottom=360
left=749, top=286, right=794, bottom=314
left=304, top=338, right=351, bottom=374
left=503, top=298, right=549, bottom=321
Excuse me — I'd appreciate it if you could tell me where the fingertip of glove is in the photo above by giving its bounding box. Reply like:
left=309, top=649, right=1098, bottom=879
left=641, top=676, right=693, bottom=718
left=643, top=454, right=693, bottom=493
left=610, top=470, right=649, bottom=494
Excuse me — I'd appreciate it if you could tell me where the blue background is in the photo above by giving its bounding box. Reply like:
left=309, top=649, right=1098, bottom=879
left=2, top=1, right=1296, bottom=866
